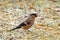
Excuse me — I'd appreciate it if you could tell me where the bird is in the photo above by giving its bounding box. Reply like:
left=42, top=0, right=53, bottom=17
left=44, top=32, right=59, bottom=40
left=48, top=0, right=57, bottom=2
left=9, top=13, right=37, bottom=31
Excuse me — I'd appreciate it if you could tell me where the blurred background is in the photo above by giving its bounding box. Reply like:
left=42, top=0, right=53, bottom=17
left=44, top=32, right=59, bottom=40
left=0, top=0, right=60, bottom=40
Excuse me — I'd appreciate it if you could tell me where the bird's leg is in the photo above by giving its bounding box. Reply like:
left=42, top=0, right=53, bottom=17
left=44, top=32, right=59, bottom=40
left=28, top=29, right=32, bottom=32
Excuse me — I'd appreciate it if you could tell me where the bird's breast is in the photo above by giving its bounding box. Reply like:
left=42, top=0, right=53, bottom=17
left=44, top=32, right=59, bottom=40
left=23, top=20, right=35, bottom=30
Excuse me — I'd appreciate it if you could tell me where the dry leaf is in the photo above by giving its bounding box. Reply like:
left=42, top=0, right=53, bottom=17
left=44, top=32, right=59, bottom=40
left=35, top=24, right=43, bottom=29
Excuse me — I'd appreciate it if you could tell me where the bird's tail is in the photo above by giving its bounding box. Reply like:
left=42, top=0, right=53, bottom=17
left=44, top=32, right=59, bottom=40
left=9, top=22, right=26, bottom=31
left=9, top=25, right=22, bottom=31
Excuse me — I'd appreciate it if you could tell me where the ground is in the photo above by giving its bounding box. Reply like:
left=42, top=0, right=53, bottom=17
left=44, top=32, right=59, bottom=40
left=0, top=0, right=60, bottom=40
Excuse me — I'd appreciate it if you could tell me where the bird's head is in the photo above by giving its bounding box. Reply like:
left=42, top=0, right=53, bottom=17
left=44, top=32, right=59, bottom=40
left=30, top=13, right=37, bottom=18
